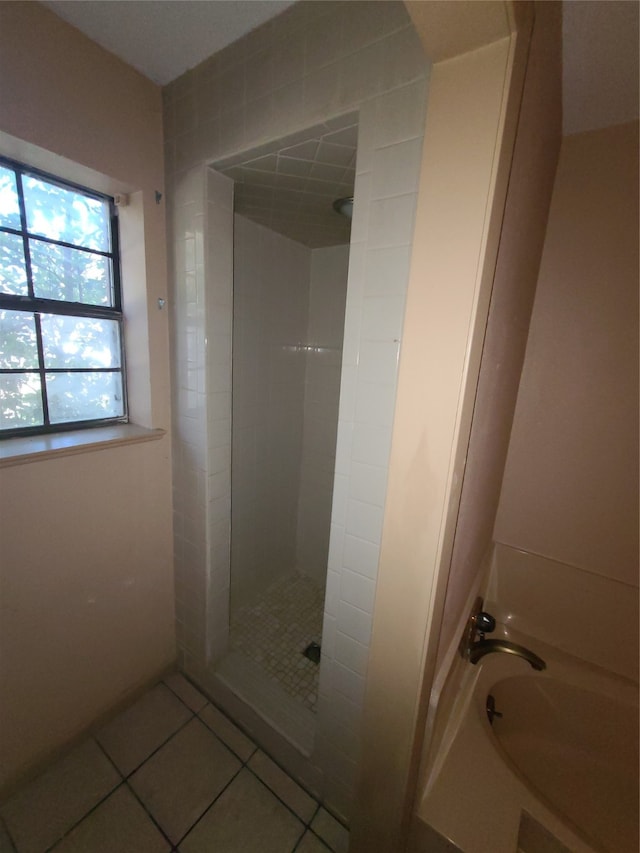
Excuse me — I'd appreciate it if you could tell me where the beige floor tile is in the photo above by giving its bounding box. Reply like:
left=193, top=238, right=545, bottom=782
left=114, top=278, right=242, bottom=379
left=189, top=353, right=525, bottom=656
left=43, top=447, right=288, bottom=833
left=163, top=672, right=208, bottom=713
left=51, top=786, right=170, bottom=853
left=248, top=750, right=317, bottom=823
left=179, top=768, right=303, bottom=853
left=129, top=718, right=241, bottom=843
left=0, top=740, right=120, bottom=853
left=296, top=831, right=332, bottom=852
left=96, top=683, right=191, bottom=775
left=198, top=703, right=257, bottom=762
left=311, top=808, right=349, bottom=853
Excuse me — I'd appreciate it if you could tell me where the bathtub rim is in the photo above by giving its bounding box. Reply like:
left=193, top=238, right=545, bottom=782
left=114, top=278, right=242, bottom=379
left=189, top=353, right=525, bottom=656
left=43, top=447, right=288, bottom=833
left=417, top=627, right=638, bottom=853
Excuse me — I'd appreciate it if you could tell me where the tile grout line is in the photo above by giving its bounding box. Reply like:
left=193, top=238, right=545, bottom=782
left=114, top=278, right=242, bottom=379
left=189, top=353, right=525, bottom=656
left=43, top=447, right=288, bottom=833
left=161, top=676, right=210, bottom=717
left=34, top=723, right=159, bottom=852
left=170, top=764, right=313, bottom=850
left=166, top=732, right=318, bottom=848
left=159, top=690, right=325, bottom=848
left=165, top=670, right=269, bottom=768
left=6, top=676, right=344, bottom=853
left=172, top=761, right=246, bottom=848
left=94, top=689, right=252, bottom=852
left=93, top=738, right=176, bottom=852
left=42, top=778, right=127, bottom=853
left=90, top=679, right=244, bottom=849
left=5, top=706, right=196, bottom=853
left=171, top=673, right=344, bottom=835
left=243, top=763, right=318, bottom=831
left=141, top=678, right=346, bottom=849
left=247, top=746, right=322, bottom=819
left=195, top=708, right=259, bottom=763
left=118, top=711, right=197, bottom=780
left=291, top=825, right=334, bottom=853
left=122, top=778, right=177, bottom=852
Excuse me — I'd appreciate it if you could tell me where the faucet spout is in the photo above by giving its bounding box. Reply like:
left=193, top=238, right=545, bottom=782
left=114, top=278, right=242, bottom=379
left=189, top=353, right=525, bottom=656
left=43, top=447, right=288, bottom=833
left=468, top=638, right=546, bottom=671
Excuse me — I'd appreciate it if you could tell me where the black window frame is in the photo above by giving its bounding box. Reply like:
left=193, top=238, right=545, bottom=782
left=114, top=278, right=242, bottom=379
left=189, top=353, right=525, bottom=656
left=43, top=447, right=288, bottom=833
left=0, top=156, right=127, bottom=438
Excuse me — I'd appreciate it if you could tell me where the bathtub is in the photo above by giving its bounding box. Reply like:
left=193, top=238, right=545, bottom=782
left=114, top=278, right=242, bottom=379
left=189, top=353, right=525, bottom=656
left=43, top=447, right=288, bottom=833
left=416, top=629, right=639, bottom=853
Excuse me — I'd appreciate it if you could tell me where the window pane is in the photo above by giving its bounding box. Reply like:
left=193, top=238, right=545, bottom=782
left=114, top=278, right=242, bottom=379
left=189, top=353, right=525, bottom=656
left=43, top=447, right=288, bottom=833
left=0, top=231, right=28, bottom=295
left=0, top=373, right=43, bottom=430
left=0, top=310, right=38, bottom=368
left=30, top=240, right=113, bottom=305
left=41, top=314, right=121, bottom=369
left=23, top=175, right=110, bottom=252
left=46, top=371, right=123, bottom=424
left=0, top=165, right=21, bottom=230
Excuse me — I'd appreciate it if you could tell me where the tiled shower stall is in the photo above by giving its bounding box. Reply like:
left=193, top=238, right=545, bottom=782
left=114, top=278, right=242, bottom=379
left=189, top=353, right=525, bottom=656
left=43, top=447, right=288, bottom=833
left=230, top=217, right=349, bottom=612
left=228, top=217, right=350, bottom=713
left=166, top=0, right=430, bottom=819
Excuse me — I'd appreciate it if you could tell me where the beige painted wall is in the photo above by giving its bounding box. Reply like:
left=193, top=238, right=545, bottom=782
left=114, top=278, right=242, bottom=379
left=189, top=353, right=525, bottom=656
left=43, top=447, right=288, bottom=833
left=0, top=2, right=174, bottom=792
left=494, top=120, right=640, bottom=586
left=437, top=1, right=562, bottom=665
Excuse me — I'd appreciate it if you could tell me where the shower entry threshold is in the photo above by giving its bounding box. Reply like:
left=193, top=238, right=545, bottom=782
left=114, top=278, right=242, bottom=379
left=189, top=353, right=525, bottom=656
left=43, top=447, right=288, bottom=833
left=214, top=650, right=316, bottom=757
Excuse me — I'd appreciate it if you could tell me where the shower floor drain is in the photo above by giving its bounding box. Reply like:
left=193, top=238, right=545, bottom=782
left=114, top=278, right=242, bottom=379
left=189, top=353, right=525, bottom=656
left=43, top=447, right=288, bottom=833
left=302, top=641, right=321, bottom=664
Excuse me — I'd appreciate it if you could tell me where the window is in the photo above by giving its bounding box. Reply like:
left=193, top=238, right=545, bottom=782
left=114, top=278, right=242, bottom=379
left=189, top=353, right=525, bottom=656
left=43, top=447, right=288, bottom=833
left=0, top=157, right=126, bottom=437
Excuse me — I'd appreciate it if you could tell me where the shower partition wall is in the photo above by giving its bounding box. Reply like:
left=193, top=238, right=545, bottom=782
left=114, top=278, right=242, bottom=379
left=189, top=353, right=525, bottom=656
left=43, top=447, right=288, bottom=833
left=167, top=1, right=430, bottom=817
left=228, top=215, right=349, bottom=724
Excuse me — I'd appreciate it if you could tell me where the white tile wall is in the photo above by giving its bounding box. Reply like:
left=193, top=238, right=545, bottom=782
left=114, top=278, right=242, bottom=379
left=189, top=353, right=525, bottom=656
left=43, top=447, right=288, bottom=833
left=169, top=163, right=235, bottom=671
left=231, top=214, right=311, bottom=610
left=296, top=246, right=349, bottom=585
left=230, top=225, right=348, bottom=616
left=165, top=0, right=430, bottom=820
left=169, top=163, right=207, bottom=665
left=205, top=168, right=235, bottom=664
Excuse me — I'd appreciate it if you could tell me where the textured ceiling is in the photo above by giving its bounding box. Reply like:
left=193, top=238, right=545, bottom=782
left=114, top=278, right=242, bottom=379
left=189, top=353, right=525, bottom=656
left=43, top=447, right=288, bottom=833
left=215, top=114, right=358, bottom=249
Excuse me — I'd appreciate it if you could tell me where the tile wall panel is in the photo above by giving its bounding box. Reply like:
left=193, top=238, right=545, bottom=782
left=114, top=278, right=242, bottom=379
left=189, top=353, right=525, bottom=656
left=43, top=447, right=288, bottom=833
left=205, top=168, right=235, bottom=663
left=169, top=163, right=207, bottom=669
left=169, top=163, right=235, bottom=673
left=164, top=0, right=430, bottom=818
left=231, top=214, right=311, bottom=611
left=296, top=245, right=349, bottom=586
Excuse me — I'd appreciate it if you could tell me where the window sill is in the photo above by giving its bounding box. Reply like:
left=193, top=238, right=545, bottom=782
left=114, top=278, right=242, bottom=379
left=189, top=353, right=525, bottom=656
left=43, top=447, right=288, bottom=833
left=0, top=424, right=166, bottom=469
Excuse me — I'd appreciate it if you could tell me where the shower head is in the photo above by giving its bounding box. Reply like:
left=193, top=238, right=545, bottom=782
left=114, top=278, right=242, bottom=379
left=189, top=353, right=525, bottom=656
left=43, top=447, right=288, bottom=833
left=332, top=196, right=354, bottom=219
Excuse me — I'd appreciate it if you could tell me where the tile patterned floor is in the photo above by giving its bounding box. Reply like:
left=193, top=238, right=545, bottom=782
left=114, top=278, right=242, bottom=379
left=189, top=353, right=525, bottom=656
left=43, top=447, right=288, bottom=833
left=0, top=674, right=349, bottom=853
left=229, top=574, right=325, bottom=712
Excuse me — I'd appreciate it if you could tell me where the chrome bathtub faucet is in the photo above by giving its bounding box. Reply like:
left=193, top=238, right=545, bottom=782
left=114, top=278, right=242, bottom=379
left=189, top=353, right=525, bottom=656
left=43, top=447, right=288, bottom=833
left=468, top=638, right=546, bottom=671
left=459, top=597, right=546, bottom=671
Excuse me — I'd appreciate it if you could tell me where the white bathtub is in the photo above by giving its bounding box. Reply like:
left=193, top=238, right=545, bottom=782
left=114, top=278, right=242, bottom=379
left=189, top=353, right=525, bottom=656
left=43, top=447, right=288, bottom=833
left=491, top=674, right=638, bottom=852
left=417, top=629, right=639, bottom=853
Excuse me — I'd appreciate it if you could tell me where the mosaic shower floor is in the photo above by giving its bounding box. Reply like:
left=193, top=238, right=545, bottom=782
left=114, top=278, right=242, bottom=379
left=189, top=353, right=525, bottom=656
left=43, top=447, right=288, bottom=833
left=229, top=574, right=325, bottom=713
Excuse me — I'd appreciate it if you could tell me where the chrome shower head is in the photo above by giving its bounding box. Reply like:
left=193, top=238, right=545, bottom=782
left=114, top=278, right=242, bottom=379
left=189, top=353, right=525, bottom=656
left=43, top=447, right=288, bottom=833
left=332, top=196, right=354, bottom=219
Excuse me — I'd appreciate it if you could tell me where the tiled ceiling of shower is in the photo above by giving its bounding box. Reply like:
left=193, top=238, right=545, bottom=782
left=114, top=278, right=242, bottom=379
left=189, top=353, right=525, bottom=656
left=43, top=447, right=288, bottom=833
left=214, top=113, right=358, bottom=249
